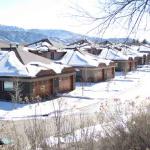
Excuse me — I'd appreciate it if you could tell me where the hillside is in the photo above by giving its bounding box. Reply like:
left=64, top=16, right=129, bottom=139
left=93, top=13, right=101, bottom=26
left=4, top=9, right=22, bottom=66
left=0, top=24, right=134, bottom=44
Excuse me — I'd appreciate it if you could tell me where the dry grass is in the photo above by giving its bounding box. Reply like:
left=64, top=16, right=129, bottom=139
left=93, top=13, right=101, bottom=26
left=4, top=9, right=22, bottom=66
left=1, top=104, right=150, bottom=149
left=0, top=113, right=97, bottom=149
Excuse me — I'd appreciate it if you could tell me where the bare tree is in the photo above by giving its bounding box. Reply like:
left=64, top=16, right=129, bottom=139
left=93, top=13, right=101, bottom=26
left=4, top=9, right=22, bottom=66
left=72, top=0, right=150, bottom=36
left=11, top=78, right=22, bottom=103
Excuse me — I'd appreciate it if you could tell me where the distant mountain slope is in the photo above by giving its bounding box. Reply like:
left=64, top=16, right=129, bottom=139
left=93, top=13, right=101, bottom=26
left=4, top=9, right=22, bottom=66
left=0, top=24, right=136, bottom=44
left=29, top=29, right=84, bottom=39
left=0, top=30, right=47, bottom=44
left=0, top=24, right=25, bottom=31
left=0, top=25, right=86, bottom=44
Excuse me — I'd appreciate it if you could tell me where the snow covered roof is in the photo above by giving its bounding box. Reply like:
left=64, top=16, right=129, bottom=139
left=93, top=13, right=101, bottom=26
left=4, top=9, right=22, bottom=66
left=79, top=50, right=112, bottom=66
left=0, top=51, right=30, bottom=77
left=129, top=45, right=140, bottom=51
left=27, top=61, right=69, bottom=75
left=66, top=39, right=96, bottom=50
left=56, top=49, right=111, bottom=67
left=0, top=49, right=70, bottom=77
left=25, top=41, right=55, bottom=52
left=138, top=45, right=150, bottom=52
left=128, top=45, right=149, bottom=55
left=98, top=47, right=129, bottom=61
left=68, top=39, right=89, bottom=46
left=16, top=47, right=53, bottom=65
left=25, top=39, right=65, bottom=52
left=56, top=50, right=99, bottom=67
left=115, top=44, right=144, bottom=57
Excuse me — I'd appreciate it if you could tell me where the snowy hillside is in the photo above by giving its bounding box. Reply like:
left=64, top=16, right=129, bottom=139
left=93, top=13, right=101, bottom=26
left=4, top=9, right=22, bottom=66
left=0, top=24, right=135, bottom=44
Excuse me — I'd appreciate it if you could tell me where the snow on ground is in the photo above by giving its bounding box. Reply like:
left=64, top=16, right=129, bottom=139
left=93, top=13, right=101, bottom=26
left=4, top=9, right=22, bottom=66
left=44, top=121, right=126, bottom=146
left=0, top=65, right=150, bottom=120
left=45, top=124, right=104, bottom=146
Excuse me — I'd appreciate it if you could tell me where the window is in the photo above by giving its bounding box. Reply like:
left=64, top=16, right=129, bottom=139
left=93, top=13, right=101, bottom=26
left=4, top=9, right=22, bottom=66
left=4, top=81, right=14, bottom=91
left=115, top=62, right=118, bottom=67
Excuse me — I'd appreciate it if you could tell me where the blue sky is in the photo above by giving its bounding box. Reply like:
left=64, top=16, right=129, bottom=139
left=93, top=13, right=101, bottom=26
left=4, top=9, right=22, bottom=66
left=0, top=0, right=149, bottom=40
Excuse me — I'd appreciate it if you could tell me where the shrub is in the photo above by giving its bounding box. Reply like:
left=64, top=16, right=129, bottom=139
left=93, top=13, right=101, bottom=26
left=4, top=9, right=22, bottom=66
left=99, top=112, right=150, bottom=150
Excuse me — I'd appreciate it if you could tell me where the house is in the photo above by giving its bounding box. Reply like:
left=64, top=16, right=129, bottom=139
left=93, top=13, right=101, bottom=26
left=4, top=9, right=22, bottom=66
left=115, top=44, right=149, bottom=65
left=97, top=46, right=136, bottom=72
left=130, top=44, right=150, bottom=64
left=67, top=41, right=138, bottom=72
left=67, top=39, right=91, bottom=48
left=25, top=39, right=115, bottom=82
left=56, top=48, right=115, bottom=82
left=0, top=47, right=75, bottom=102
left=24, top=39, right=66, bottom=60
left=67, top=39, right=103, bottom=55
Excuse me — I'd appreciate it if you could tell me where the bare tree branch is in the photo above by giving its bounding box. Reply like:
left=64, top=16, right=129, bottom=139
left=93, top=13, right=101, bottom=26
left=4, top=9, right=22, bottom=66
left=71, top=0, right=150, bottom=37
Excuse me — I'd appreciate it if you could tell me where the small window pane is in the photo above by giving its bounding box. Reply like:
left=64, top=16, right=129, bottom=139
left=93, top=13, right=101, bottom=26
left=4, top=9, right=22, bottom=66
left=4, top=81, right=13, bottom=91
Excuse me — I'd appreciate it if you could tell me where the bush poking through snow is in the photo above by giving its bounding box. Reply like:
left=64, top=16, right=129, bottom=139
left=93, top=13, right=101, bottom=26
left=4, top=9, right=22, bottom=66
left=99, top=112, right=150, bottom=150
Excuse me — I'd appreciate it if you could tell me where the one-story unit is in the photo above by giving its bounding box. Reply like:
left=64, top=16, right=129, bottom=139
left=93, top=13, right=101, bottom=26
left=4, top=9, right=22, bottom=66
left=67, top=39, right=91, bottom=48
left=130, top=44, right=150, bottom=64
left=0, top=47, right=75, bottom=102
left=97, top=46, right=137, bottom=72
left=24, top=38, right=66, bottom=60
left=55, top=48, right=115, bottom=82
left=67, top=39, right=103, bottom=55
left=114, top=44, right=149, bottom=65
left=74, top=43, right=137, bottom=72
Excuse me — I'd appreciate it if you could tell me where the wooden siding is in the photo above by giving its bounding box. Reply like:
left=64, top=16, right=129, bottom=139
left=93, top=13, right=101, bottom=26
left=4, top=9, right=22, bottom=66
left=59, top=76, right=73, bottom=92
left=0, top=71, right=76, bottom=102
left=86, top=49, right=102, bottom=55
left=128, top=59, right=137, bottom=71
left=98, top=69, right=105, bottom=81
left=106, top=67, right=115, bottom=79
left=34, top=51, right=66, bottom=60
left=75, top=66, right=115, bottom=83
left=32, top=79, right=53, bottom=99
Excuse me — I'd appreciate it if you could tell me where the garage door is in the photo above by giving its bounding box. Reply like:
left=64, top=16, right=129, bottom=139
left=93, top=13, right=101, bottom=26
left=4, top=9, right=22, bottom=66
left=59, top=76, right=73, bottom=92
